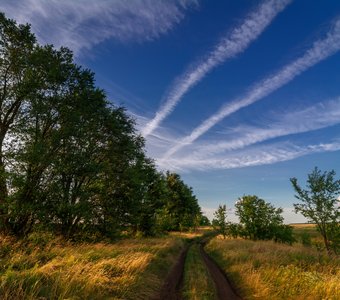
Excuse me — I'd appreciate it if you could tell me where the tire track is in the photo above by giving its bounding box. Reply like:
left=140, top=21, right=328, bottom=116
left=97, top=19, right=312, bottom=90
left=156, top=244, right=189, bottom=300
left=155, top=237, right=242, bottom=300
left=200, top=242, right=242, bottom=300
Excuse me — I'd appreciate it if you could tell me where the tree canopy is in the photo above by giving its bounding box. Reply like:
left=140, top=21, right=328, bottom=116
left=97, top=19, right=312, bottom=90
left=235, top=195, right=293, bottom=243
left=0, top=12, right=203, bottom=239
left=291, top=167, right=340, bottom=254
left=213, top=204, right=228, bottom=239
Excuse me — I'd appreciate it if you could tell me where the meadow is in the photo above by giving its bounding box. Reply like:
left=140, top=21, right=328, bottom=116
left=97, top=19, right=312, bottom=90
left=1, top=225, right=339, bottom=300
left=0, top=233, right=190, bottom=300
left=205, top=225, right=340, bottom=300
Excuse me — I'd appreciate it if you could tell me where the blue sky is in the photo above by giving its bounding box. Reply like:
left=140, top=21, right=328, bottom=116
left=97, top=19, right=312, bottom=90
left=2, top=0, right=340, bottom=222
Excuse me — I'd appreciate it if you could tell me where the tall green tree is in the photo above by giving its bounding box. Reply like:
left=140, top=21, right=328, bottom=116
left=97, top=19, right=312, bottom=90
left=0, top=12, right=205, bottom=240
left=157, top=172, right=202, bottom=231
left=291, top=167, right=340, bottom=254
left=92, top=108, right=153, bottom=237
left=7, top=45, right=79, bottom=236
left=0, top=13, right=36, bottom=232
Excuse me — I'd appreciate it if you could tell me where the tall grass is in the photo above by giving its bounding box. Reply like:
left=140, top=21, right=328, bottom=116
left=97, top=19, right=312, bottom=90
left=0, top=233, right=186, bottom=299
left=206, top=236, right=340, bottom=300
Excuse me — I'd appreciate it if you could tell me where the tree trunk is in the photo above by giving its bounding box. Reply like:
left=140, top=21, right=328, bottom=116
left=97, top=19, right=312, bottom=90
left=0, top=150, right=9, bottom=233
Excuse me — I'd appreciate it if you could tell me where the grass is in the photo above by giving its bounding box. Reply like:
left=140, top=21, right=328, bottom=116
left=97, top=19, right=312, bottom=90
left=182, top=243, right=216, bottom=300
left=205, top=235, right=340, bottom=300
left=0, top=232, right=188, bottom=299
left=291, top=224, right=319, bottom=239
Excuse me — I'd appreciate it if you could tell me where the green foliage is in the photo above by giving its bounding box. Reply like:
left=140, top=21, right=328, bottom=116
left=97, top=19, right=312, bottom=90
left=0, top=12, right=37, bottom=233
left=291, top=167, right=340, bottom=254
left=300, top=231, right=312, bottom=247
left=213, top=204, right=228, bottom=239
left=0, top=13, right=203, bottom=239
left=272, top=224, right=295, bottom=245
left=226, top=222, right=243, bottom=239
left=155, top=172, right=202, bottom=232
left=199, top=215, right=211, bottom=226
left=235, top=195, right=293, bottom=243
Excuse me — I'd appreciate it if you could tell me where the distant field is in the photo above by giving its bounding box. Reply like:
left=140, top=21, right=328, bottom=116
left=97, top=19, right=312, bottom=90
left=290, top=223, right=316, bottom=228
left=0, top=233, right=190, bottom=300
left=206, top=236, right=340, bottom=300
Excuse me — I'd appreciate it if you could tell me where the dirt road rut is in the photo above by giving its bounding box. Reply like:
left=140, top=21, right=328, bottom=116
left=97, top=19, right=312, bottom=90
left=156, top=240, right=242, bottom=300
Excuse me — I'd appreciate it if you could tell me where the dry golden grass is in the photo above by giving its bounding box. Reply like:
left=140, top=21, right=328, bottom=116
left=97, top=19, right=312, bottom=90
left=0, top=233, right=187, bottom=299
left=205, top=236, right=340, bottom=300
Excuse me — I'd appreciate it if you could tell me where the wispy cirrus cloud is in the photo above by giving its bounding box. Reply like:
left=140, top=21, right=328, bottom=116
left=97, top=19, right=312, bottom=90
left=159, top=141, right=340, bottom=171
left=0, top=0, right=197, bottom=55
left=164, top=18, right=340, bottom=158
left=142, top=0, right=292, bottom=137
left=147, top=96, right=340, bottom=171
left=192, top=97, right=340, bottom=157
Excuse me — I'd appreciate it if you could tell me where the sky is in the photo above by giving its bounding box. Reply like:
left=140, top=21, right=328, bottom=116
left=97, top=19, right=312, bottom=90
left=2, top=0, right=340, bottom=223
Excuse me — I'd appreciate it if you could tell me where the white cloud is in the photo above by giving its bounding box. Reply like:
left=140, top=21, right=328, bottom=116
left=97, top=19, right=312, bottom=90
left=0, top=0, right=197, bottom=55
left=158, top=141, right=340, bottom=171
left=164, top=18, right=340, bottom=158
left=192, top=97, right=340, bottom=157
left=142, top=0, right=291, bottom=137
left=141, top=98, right=340, bottom=172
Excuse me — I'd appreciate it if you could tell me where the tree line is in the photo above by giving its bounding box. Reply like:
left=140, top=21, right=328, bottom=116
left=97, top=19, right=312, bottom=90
left=0, top=13, right=205, bottom=239
left=213, top=167, right=340, bottom=255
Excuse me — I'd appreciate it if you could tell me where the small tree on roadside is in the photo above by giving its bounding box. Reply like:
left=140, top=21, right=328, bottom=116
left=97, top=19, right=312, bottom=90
left=213, top=204, right=228, bottom=239
left=235, top=195, right=293, bottom=243
left=290, top=167, right=340, bottom=254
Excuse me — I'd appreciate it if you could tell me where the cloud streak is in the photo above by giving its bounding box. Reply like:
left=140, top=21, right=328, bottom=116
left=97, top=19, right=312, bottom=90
left=192, top=97, right=340, bottom=157
left=142, top=0, right=291, bottom=137
left=159, top=141, right=340, bottom=171
left=0, top=0, right=197, bottom=55
left=164, top=18, right=340, bottom=158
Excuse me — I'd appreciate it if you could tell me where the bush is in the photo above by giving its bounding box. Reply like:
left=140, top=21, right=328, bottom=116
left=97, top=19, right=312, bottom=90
left=300, top=231, right=312, bottom=247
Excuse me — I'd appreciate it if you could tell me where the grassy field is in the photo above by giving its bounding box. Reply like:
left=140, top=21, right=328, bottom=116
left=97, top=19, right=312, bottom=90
left=182, top=243, right=216, bottom=300
left=205, top=226, right=340, bottom=300
left=0, top=232, right=191, bottom=300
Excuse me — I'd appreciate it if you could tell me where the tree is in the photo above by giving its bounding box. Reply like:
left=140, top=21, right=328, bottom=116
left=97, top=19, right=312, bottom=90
left=291, top=167, right=340, bottom=254
left=0, top=12, right=205, bottom=240
left=213, top=204, right=228, bottom=239
left=0, top=13, right=36, bottom=232
left=156, top=172, right=202, bottom=232
left=199, top=215, right=211, bottom=226
left=7, top=46, right=83, bottom=236
left=235, top=195, right=292, bottom=243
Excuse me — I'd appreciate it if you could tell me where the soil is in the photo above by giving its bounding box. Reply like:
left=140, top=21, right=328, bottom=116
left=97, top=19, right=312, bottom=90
left=200, top=242, right=242, bottom=300
left=155, top=245, right=190, bottom=300
left=155, top=238, right=242, bottom=300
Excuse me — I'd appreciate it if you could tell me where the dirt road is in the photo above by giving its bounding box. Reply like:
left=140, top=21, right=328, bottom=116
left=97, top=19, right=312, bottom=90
left=156, top=239, right=242, bottom=300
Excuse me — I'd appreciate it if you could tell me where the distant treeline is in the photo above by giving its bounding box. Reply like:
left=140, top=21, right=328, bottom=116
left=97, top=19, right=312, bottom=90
left=0, top=13, right=208, bottom=239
